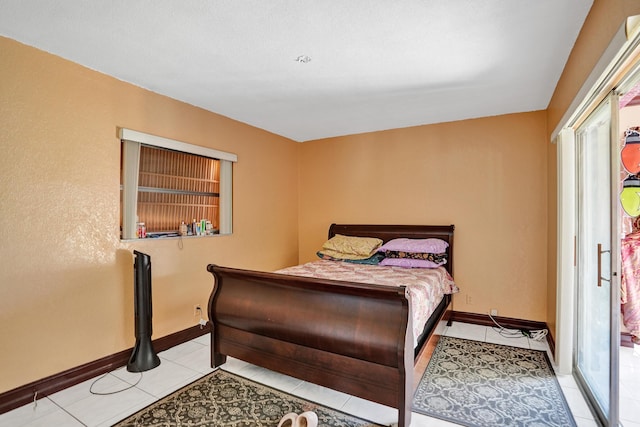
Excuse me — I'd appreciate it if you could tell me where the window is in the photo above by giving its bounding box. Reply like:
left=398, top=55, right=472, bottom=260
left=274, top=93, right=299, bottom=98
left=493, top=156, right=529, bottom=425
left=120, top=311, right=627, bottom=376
left=119, top=128, right=236, bottom=239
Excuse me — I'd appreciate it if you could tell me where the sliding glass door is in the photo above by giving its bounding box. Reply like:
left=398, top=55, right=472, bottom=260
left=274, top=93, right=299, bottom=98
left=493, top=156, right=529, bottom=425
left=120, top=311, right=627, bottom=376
left=574, top=94, right=620, bottom=426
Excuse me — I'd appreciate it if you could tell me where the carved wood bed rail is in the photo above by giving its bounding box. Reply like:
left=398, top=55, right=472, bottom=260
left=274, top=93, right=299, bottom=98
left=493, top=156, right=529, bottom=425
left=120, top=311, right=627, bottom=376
left=207, top=224, right=455, bottom=427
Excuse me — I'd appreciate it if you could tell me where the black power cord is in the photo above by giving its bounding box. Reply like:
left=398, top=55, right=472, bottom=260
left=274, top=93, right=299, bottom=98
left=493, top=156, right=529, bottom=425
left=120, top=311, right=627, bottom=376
left=89, top=371, right=143, bottom=396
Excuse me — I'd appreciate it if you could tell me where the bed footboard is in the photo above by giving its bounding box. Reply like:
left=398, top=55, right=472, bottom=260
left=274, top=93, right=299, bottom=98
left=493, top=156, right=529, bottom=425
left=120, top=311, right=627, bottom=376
left=207, top=264, right=413, bottom=427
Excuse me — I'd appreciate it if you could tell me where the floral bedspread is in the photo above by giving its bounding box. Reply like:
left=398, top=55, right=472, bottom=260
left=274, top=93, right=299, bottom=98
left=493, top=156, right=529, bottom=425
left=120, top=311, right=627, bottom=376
left=275, top=260, right=459, bottom=346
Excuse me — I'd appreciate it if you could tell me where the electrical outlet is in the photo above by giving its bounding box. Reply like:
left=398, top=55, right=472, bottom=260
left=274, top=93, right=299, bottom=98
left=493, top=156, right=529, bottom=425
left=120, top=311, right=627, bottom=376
left=490, top=309, right=498, bottom=316
left=466, top=295, right=472, bottom=304
left=194, top=305, right=202, bottom=316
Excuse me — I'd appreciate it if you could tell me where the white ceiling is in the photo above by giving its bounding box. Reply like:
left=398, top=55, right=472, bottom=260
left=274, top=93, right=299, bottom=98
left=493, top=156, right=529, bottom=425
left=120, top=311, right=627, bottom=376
left=0, top=1, right=593, bottom=142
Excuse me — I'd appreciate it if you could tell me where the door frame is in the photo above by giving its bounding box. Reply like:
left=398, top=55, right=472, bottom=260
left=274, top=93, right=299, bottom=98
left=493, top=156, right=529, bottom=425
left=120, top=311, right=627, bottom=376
left=555, top=15, right=640, bottom=427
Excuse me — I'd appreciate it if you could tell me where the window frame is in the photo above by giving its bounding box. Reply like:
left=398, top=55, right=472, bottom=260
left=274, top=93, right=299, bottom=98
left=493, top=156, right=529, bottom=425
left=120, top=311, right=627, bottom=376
left=119, top=128, right=236, bottom=240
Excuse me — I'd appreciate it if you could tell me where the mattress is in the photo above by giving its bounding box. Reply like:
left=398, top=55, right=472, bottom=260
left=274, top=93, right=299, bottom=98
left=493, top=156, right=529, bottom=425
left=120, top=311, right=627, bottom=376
left=276, top=260, right=459, bottom=346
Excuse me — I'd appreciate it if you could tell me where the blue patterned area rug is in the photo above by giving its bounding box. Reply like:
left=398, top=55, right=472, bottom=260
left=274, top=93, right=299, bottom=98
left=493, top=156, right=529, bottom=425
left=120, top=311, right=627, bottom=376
left=413, top=336, right=576, bottom=427
left=114, top=369, right=384, bottom=427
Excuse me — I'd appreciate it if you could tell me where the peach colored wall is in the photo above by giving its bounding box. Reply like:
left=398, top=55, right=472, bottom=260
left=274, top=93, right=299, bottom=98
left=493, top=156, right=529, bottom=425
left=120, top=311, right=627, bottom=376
left=299, top=112, right=548, bottom=322
left=0, top=37, right=299, bottom=393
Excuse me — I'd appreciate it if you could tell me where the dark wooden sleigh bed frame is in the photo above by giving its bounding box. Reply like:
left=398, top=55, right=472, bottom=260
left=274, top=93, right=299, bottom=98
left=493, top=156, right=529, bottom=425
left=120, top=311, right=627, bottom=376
left=207, top=224, right=455, bottom=427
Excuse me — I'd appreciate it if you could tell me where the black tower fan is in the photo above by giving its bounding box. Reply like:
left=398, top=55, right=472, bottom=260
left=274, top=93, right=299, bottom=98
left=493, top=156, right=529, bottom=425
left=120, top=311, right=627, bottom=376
left=127, top=250, right=161, bottom=372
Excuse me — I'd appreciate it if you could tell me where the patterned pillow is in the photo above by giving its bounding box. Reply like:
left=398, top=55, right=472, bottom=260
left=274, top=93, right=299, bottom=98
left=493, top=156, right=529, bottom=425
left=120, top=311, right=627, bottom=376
left=383, top=250, right=447, bottom=265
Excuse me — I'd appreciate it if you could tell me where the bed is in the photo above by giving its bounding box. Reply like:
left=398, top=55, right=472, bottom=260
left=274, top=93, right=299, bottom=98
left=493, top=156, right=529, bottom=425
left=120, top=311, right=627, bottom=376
left=207, top=224, right=457, bottom=427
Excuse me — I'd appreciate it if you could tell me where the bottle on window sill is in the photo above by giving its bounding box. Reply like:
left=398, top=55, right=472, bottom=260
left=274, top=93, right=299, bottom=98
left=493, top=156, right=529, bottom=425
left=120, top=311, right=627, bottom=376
left=136, top=222, right=146, bottom=238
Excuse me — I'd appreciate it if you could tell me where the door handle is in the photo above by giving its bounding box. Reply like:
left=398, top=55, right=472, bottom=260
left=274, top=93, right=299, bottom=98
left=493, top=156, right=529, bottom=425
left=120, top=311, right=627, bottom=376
left=597, top=243, right=611, bottom=287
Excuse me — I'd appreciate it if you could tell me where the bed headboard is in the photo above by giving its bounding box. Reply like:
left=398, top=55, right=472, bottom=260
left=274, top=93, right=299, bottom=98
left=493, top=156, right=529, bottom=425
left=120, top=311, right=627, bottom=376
left=328, top=223, right=455, bottom=276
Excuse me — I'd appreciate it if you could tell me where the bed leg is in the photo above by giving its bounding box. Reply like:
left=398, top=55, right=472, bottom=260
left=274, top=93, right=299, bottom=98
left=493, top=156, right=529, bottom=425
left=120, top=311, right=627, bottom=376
left=212, top=352, right=227, bottom=368
left=209, top=326, right=227, bottom=367
left=398, top=407, right=411, bottom=427
left=399, top=374, right=412, bottom=427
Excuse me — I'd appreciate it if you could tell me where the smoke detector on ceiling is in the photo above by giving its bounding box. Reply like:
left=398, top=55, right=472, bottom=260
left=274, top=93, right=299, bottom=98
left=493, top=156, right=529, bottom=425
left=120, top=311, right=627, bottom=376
left=294, top=55, right=312, bottom=64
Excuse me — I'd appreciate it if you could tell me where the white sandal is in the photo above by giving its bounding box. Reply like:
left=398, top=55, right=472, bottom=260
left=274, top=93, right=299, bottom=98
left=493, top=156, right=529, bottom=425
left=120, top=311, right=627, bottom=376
left=277, top=412, right=298, bottom=427
left=294, top=411, right=318, bottom=427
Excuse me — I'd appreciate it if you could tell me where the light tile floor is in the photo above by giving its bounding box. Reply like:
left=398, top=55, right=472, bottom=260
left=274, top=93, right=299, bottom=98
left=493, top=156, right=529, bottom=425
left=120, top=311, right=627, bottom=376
left=0, top=322, right=637, bottom=427
left=620, top=344, right=640, bottom=427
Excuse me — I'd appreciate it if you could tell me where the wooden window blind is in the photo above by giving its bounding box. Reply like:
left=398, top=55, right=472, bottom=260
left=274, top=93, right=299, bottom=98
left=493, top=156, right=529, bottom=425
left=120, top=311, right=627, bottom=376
left=136, top=145, right=220, bottom=233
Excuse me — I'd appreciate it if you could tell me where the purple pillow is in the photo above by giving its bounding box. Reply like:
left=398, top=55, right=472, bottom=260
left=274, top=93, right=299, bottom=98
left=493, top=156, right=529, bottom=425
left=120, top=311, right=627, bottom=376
left=377, top=238, right=448, bottom=254
left=379, top=258, right=444, bottom=268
